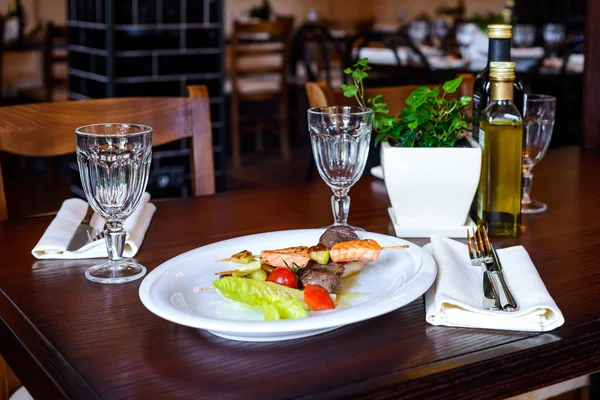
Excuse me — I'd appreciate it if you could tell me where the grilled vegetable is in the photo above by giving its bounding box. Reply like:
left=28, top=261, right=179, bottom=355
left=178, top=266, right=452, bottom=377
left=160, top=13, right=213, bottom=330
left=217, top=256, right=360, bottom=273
left=217, top=250, right=256, bottom=264
left=216, top=260, right=262, bottom=277
left=250, top=269, right=268, bottom=281
left=308, top=245, right=330, bottom=265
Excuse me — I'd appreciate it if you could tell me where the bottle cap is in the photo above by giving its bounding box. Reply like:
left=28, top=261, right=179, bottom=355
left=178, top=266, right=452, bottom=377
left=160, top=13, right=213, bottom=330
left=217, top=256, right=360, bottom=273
left=487, top=24, right=512, bottom=39
left=490, top=61, right=516, bottom=80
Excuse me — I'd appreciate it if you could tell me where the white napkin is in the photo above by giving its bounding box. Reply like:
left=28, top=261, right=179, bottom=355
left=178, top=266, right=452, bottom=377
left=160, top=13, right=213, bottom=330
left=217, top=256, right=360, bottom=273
left=32, top=193, right=156, bottom=260
left=424, top=235, right=564, bottom=332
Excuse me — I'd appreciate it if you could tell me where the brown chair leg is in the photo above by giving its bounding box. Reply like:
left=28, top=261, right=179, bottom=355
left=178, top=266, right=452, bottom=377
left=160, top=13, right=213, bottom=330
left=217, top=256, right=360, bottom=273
left=0, top=356, right=21, bottom=400
left=231, top=96, right=241, bottom=168
left=255, top=119, right=264, bottom=152
left=279, top=98, right=291, bottom=162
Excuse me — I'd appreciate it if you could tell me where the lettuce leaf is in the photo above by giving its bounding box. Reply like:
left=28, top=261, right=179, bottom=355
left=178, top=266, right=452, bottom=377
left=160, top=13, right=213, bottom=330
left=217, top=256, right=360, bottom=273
left=214, top=277, right=308, bottom=320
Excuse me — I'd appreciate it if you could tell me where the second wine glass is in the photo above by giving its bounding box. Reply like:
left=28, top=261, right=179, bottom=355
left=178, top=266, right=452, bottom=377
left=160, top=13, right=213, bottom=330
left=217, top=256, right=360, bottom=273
left=308, top=106, right=372, bottom=229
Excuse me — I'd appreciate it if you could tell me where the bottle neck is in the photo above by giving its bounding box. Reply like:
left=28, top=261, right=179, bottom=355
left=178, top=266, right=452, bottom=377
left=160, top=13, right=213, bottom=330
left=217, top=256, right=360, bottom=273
left=488, top=38, right=512, bottom=64
left=490, top=81, right=514, bottom=102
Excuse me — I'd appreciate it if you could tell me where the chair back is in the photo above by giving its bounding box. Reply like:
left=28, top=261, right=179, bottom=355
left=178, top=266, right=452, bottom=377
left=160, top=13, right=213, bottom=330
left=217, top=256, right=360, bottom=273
left=306, top=74, right=474, bottom=115
left=344, top=31, right=433, bottom=86
left=43, top=22, right=68, bottom=102
left=291, top=23, right=344, bottom=88
left=230, top=17, right=294, bottom=100
left=0, top=85, right=214, bottom=221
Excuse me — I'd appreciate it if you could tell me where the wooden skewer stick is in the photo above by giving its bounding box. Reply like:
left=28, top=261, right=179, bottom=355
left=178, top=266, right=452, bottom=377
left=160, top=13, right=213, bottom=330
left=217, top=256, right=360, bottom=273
left=201, top=286, right=214, bottom=291
left=216, top=256, right=259, bottom=262
left=215, top=270, right=238, bottom=276
left=382, top=245, right=409, bottom=250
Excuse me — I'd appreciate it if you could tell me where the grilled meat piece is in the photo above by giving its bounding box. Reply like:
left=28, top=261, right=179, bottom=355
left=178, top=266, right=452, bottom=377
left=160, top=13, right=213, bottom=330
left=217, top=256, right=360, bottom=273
left=330, top=239, right=382, bottom=262
left=260, top=246, right=311, bottom=268
left=318, top=226, right=360, bottom=249
left=300, top=260, right=345, bottom=293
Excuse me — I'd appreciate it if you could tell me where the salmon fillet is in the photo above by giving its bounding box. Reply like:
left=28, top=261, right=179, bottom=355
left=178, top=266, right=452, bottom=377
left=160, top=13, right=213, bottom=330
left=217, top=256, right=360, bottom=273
left=260, top=246, right=311, bottom=268
left=329, top=239, right=382, bottom=263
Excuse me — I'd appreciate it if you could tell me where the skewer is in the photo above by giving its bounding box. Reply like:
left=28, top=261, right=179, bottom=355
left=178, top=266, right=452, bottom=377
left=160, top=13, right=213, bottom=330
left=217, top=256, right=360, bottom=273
left=201, top=286, right=214, bottom=291
left=382, top=245, right=409, bottom=250
left=215, top=269, right=237, bottom=276
left=216, top=256, right=258, bottom=262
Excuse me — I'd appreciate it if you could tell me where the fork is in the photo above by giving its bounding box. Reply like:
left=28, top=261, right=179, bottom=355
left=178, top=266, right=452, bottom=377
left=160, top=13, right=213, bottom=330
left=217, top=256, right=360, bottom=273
left=478, top=227, right=518, bottom=311
left=467, top=228, right=500, bottom=311
left=87, top=228, right=106, bottom=243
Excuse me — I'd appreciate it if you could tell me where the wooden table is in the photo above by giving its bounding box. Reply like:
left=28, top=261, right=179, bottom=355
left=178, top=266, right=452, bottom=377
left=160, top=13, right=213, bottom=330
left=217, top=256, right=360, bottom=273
left=1, top=147, right=600, bottom=399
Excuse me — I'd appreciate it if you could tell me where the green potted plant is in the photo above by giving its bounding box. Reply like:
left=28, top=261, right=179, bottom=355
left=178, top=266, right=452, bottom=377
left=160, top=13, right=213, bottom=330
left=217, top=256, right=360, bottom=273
left=341, top=59, right=481, bottom=231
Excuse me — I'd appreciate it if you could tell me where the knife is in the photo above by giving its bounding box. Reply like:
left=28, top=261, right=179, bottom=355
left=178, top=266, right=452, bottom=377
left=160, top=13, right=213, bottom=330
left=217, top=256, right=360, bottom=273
left=485, top=246, right=518, bottom=311
left=66, top=206, right=95, bottom=252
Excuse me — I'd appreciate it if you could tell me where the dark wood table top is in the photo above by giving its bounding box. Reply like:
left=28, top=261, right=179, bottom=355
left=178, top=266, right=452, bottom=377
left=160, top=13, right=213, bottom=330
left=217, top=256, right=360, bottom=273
left=1, top=147, right=600, bottom=399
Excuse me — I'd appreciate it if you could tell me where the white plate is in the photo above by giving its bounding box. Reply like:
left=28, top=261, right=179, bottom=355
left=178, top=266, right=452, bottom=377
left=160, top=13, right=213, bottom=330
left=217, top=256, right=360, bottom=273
left=139, top=229, right=436, bottom=342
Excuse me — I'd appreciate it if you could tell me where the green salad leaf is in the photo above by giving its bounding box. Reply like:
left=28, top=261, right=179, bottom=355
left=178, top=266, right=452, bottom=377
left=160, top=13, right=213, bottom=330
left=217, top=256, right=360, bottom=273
left=214, top=277, right=308, bottom=320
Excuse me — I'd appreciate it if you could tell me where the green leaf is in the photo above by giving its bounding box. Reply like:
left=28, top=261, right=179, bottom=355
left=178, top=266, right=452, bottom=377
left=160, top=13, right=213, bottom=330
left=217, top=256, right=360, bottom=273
left=368, top=94, right=386, bottom=105
left=451, top=116, right=468, bottom=130
left=406, top=87, right=434, bottom=108
left=431, top=87, right=440, bottom=97
left=443, top=77, right=463, bottom=94
left=356, top=57, right=369, bottom=67
left=343, top=67, right=353, bottom=75
left=371, top=103, right=389, bottom=115
left=460, top=96, right=472, bottom=106
left=341, top=84, right=358, bottom=98
left=352, top=69, right=369, bottom=81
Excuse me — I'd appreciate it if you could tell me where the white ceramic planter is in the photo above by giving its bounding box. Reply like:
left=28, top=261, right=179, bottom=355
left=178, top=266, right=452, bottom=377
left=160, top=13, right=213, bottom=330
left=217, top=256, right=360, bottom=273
left=380, top=138, right=482, bottom=227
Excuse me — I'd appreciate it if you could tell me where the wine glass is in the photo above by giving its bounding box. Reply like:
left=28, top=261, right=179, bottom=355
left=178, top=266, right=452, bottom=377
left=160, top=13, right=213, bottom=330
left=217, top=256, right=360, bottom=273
left=521, top=95, right=556, bottom=214
left=308, top=106, right=372, bottom=228
left=543, top=23, right=566, bottom=47
left=76, top=123, right=153, bottom=284
left=431, top=19, right=449, bottom=50
left=513, top=24, right=536, bottom=48
left=456, top=23, right=478, bottom=59
left=408, top=20, right=430, bottom=45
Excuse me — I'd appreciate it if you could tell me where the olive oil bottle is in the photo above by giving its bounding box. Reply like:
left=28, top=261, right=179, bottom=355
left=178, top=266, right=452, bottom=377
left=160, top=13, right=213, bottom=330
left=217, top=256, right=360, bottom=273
left=477, top=61, right=523, bottom=237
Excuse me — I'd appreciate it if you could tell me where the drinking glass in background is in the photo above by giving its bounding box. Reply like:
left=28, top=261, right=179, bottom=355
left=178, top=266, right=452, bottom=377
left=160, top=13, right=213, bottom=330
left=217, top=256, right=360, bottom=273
left=431, top=19, right=449, bottom=49
left=76, top=123, right=153, bottom=283
left=308, top=106, right=372, bottom=228
left=513, top=24, right=536, bottom=48
left=521, top=95, right=556, bottom=214
left=408, top=20, right=430, bottom=45
left=456, top=23, right=478, bottom=60
left=543, top=23, right=566, bottom=50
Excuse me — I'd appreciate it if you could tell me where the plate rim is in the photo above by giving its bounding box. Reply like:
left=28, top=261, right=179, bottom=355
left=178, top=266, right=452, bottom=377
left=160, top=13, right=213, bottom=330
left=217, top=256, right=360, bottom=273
left=139, top=229, right=436, bottom=334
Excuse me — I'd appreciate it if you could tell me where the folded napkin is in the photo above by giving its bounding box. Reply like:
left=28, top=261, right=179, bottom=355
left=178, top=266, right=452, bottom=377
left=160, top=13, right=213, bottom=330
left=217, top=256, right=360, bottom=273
left=424, top=235, right=564, bottom=332
left=32, top=193, right=156, bottom=260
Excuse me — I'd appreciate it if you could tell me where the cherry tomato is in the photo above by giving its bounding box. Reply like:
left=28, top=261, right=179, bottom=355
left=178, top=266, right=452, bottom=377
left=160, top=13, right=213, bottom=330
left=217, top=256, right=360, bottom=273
left=304, top=284, right=335, bottom=310
left=267, top=267, right=297, bottom=288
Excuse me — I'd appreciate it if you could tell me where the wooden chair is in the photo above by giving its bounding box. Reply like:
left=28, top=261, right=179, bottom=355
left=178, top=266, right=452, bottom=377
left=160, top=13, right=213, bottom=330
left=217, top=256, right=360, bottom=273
left=229, top=17, right=294, bottom=167
left=43, top=22, right=69, bottom=102
left=0, top=85, right=215, bottom=221
left=21, top=22, right=69, bottom=102
left=291, top=22, right=344, bottom=88
left=344, top=31, right=434, bottom=87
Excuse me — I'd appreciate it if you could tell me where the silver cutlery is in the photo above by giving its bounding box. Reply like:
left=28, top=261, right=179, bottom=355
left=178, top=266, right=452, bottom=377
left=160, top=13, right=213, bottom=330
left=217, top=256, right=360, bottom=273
left=467, top=228, right=500, bottom=311
left=479, top=227, right=518, bottom=311
left=66, top=206, right=95, bottom=251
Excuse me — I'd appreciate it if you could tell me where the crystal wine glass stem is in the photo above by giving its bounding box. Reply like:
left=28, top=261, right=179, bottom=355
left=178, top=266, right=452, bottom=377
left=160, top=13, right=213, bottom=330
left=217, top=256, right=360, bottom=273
left=522, top=168, right=534, bottom=204
left=105, top=221, right=126, bottom=262
left=331, top=189, right=350, bottom=226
